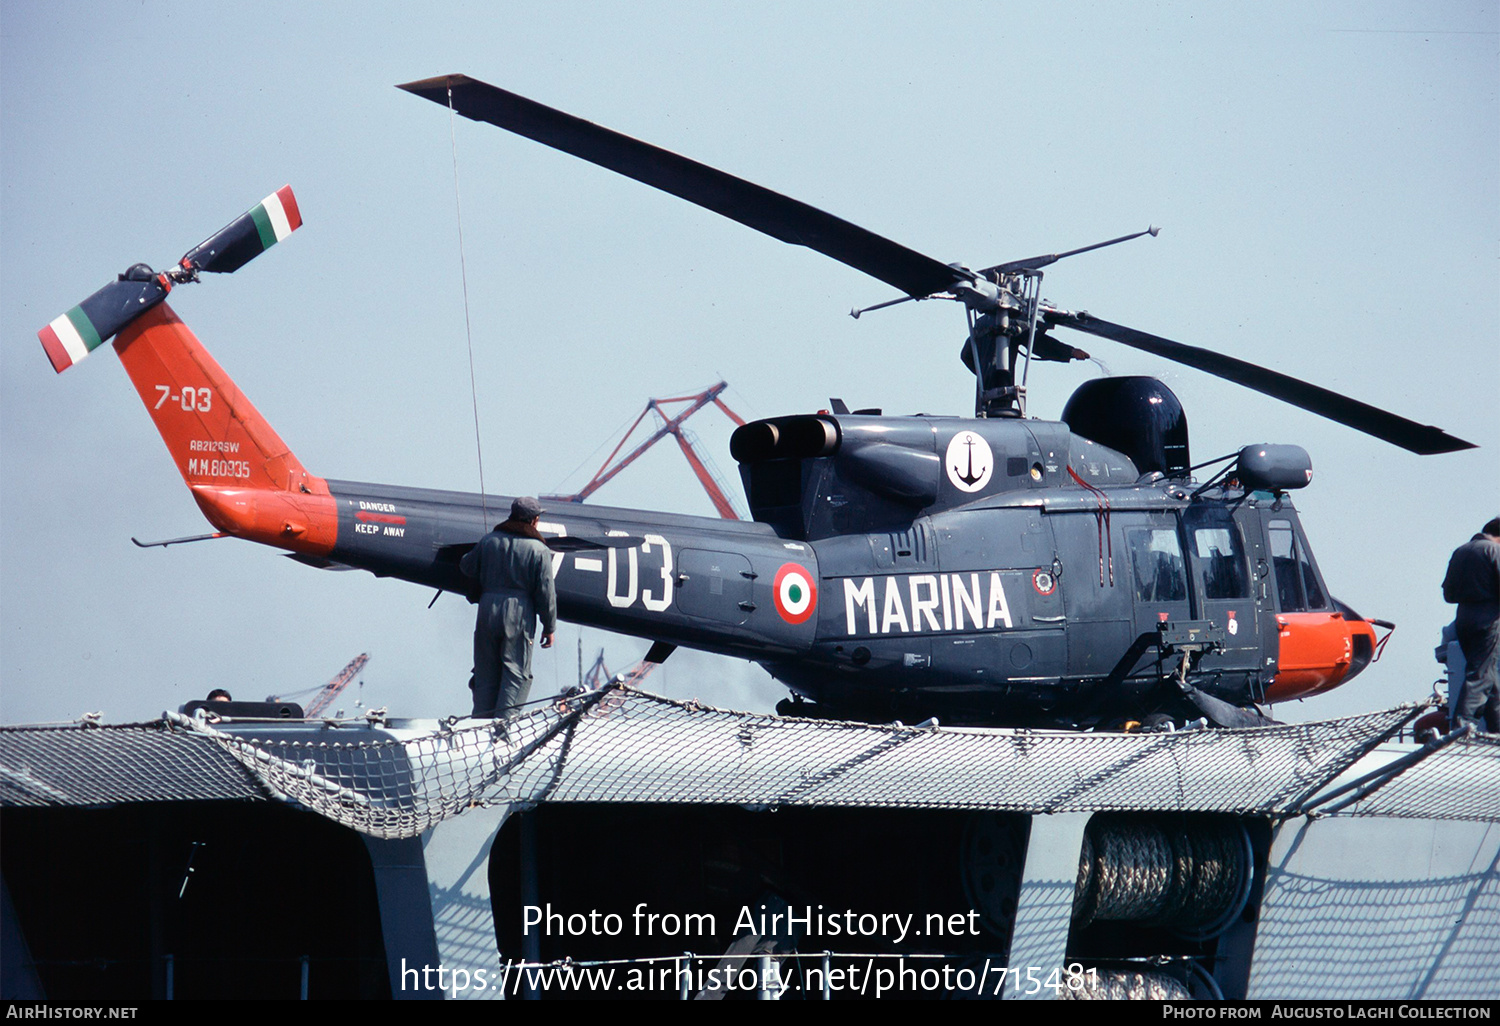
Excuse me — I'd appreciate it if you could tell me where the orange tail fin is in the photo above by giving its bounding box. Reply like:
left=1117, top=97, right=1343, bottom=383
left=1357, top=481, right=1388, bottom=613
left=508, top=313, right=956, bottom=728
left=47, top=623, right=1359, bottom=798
left=113, top=303, right=337, bottom=556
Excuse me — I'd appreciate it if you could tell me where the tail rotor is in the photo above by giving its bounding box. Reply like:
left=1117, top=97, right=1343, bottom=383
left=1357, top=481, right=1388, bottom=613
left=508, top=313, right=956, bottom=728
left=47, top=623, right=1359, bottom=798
left=37, top=186, right=302, bottom=373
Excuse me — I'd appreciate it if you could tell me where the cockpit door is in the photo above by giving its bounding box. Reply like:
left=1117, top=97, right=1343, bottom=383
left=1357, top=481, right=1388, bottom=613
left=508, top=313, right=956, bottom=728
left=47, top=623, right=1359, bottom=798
left=1123, top=513, right=1193, bottom=651
left=1181, top=504, right=1260, bottom=673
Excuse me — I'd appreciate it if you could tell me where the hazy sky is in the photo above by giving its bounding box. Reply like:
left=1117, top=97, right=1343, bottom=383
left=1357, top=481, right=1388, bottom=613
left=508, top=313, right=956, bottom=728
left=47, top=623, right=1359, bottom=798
left=2, top=0, right=1496, bottom=726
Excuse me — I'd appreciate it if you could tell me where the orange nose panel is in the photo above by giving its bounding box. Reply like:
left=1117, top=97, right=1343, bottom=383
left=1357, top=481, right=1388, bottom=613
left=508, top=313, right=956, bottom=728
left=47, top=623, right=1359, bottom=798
left=1267, top=612, right=1378, bottom=702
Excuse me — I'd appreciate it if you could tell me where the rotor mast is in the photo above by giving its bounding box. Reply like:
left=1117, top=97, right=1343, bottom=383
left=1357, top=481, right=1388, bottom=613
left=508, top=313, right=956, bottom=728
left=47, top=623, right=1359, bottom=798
left=852, top=229, right=1158, bottom=418
left=957, top=226, right=1160, bottom=419
left=960, top=268, right=1044, bottom=418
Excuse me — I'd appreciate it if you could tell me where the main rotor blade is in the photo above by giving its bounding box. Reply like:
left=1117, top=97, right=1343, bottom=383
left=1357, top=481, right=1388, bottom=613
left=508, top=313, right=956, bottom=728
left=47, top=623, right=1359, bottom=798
left=398, top=75, right=965, bottom=298
left=1046, top=309, right=1476, bottom=455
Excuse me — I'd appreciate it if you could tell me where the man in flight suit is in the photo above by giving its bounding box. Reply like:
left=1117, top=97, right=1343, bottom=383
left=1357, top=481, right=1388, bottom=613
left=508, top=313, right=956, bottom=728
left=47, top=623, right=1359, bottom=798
left=461, top=496, right=557, bottom=721
left=1443, top=517, right=1500, bottom=733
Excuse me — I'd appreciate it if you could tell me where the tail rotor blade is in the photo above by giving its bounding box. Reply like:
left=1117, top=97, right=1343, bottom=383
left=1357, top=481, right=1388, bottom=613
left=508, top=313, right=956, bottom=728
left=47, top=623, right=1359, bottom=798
left=38, top=276, right=169, bottom=373
left=180, top=185, right=302, bottom=274
left=1046, top=309, right=1476, bottom=455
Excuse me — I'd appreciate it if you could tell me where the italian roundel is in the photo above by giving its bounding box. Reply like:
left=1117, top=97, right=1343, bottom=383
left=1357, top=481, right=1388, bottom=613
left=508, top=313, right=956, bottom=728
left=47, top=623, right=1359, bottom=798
left=773, top=563, right=818, bottom=624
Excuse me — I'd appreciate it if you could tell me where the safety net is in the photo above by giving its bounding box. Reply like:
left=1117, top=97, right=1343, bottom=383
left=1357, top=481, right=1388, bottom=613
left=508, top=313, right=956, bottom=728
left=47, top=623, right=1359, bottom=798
left=8, top=687, right=1490, bottom=839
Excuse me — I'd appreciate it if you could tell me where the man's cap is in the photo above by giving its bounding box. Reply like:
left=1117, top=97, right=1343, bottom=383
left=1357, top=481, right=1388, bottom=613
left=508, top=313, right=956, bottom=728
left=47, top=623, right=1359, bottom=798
left=512, top=496, right=545, bottom=520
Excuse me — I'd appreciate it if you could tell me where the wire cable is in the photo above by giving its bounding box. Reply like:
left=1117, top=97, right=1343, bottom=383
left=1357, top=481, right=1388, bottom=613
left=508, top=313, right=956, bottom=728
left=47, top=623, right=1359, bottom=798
left=448, top=83, right=489, bottom=527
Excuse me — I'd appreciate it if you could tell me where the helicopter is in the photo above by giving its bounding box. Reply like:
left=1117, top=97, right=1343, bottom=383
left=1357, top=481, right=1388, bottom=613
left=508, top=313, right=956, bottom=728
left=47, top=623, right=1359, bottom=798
left=36, top=76, right=1476, bottom=730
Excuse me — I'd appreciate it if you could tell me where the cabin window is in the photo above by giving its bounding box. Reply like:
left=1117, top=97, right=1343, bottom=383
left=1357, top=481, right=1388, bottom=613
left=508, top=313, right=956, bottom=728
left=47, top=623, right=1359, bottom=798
left=1269, top=519, right=1326, bottom=611
left=1193, top=526, right=1249, bottom=599
left=1127, top=528, right=1187, bottom=603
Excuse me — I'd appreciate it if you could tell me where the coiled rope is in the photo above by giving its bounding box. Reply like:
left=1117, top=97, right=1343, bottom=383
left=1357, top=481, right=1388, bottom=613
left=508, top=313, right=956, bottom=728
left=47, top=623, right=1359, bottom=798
left=1072, top=815, right=1249, bottom=935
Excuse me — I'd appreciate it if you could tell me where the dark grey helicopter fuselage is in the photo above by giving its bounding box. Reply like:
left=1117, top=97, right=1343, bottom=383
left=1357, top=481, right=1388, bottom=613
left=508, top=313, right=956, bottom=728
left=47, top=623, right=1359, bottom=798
left=317, top=410, right=1341, bottom=727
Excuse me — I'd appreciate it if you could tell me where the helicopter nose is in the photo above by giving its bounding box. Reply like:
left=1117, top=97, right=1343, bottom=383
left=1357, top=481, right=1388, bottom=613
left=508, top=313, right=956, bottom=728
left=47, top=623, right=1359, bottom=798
left=1266, top=610, right=1380, bottom=702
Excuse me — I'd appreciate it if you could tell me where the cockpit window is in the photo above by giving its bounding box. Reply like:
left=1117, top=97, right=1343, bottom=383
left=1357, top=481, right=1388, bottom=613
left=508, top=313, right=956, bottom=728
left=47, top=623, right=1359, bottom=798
left=1269, top=519, right=1326, bottom=611
left=1193, top=526, right=1249, bottom=599
left=1128, top=527, right=1187, bottom=603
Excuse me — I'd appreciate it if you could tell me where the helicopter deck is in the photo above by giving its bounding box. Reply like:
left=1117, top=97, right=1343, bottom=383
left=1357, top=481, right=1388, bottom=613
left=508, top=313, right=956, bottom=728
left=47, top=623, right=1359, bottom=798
left=2, top=689, right=1496, bottom=1000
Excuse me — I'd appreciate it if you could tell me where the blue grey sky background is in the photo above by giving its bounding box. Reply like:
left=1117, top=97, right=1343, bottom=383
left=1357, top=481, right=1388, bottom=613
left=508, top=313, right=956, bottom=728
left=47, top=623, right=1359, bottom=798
left=2, top=1, right=1496, bottom=725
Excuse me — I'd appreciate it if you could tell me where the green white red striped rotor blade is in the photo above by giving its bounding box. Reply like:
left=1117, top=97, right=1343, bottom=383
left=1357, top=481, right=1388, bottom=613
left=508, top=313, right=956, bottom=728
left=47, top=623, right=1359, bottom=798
left=38, top=275, right=170, bottom=374
left=38, top=186, right=302, bottom=374
left=179, top=185, right=302, bottom=274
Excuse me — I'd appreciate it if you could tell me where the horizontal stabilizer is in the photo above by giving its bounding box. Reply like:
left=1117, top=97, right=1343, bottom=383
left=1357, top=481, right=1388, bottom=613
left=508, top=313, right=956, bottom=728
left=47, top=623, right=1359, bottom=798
left=543, top=534, right=646, bottom=552
left=643, top=641, right=677, bottom=664
left=438, top=529, right=645, bottom=565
